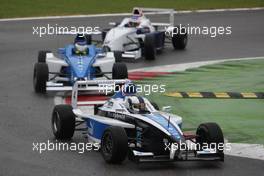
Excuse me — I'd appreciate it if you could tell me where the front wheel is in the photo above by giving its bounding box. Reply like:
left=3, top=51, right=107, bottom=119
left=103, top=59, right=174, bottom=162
left=144, top=34, right=156, bottom=60
left=172, top=26, right=188, bottom=50
left=112, top=63, right=128, bottom=79
left=196, top=122, right=224, bottom=160
left=51, top=105, right=75, bottom=140
left=38, top=50, right=51, bottom=63
left=33, top=63, right=48, bottom=93
left=101, top=126, right=128, bottom=164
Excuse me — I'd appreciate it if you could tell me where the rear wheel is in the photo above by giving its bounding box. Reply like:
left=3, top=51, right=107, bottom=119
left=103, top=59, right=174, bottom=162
left=196, top=122, right=224, bottom=160
left=38, top=50, right=51, bottom=63
left=112, top=63, right=128, bottom=79
left=144, top=34, right=156, bottom=60
left=52, top=105, right=75, bottom=140
left=101, top=126, right=128, bottom=164
left=172, top=26, right=188, bottom=50
left=33, top=63, right=48, bottom=93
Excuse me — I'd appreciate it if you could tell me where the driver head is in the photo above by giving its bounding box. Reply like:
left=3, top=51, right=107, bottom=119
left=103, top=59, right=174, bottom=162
left=125, top=96, right=146, bottom=114
left=122, top=83, right=137, bottom=96
left=132, top=8, right=143, bottom=17
left=74, top=34, right=88, bottom=53
left=130, top=8, right=143, bottom=27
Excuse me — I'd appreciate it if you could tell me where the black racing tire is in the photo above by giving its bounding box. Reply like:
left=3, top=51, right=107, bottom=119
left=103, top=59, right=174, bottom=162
left=33, top=63, right=48, bottom=93
left=156, top=32, right=165, bottom=53
left=52, top=105, right=75, bottom=140
left=102, top=28, right=110, bottom=41
left=144, top=34, right=156, bottom=60
left=196, top=122, right=224, bottom=160
left=38, top=50, right=51, bottom=63
left=114, top=51, right=123, bottom=62
left=85, top=34, right=92, bottom=45
left=101, top=126, right=128, bottom=164
left=172, top=26, right=188, bottom=50
left=112, top=63, right=128, bottom=79
left=151, top=101, right=160, bottom=110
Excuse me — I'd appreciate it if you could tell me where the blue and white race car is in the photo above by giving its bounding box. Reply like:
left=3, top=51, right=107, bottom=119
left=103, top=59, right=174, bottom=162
left=51, top=81, right=225, bottom=164
left=33, top=34, right=128, bottom=93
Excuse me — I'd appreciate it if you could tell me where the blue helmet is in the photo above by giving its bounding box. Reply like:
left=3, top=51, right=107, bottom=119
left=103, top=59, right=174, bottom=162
left=74, top=34, right=88, bottom=53
left=122, top=83, right=137, bottom=96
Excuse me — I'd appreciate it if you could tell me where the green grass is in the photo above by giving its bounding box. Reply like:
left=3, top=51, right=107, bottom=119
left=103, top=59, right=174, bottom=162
left=138, top=59, right=264, bottom=144
left=1, top=0, right=264, bottom=18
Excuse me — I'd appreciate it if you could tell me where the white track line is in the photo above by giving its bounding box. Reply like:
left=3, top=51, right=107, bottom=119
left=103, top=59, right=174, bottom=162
left=129, top=56, right=264, bottom=72
left=225, top=143, right=264, bottom=161
left=0, top=7, right=264, bottom=22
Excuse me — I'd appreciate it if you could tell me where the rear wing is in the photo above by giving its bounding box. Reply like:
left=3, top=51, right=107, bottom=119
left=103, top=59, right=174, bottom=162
left=135, top=7, right=175, bottom=27
left=71, top=79, right=129, bottom=108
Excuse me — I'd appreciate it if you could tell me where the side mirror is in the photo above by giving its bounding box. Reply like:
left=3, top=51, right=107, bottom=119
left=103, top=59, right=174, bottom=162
left=162, top=106, right=171, bottom=113
left=58, top=48, right=66, bottom=55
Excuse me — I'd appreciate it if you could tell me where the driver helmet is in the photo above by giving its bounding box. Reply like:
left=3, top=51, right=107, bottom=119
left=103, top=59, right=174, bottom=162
left=122, top=83, right=137, bottom=96
left=74, top=34, right=88, bottom=54
left=129, top=8, right=143, bottom=27
left=125, top=96, right=146, bottom=114
left=132, top=8, right=143, bottom=18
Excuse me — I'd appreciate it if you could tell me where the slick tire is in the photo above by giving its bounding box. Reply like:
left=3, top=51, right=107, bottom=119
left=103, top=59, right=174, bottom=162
left=33, top=63, right=48, bottom=93
left=38, top=50, right=51, bottom=63
left=144, top=33, right=156, bottom=60
left=196, top=122, right=224, bottom=160
left=172, top=26, right=188, bottom=50
left=52, top=105, right=75, bottom=140
left=101, top=126, right=128, bottom=164
left=112, top=63, right=128, bottom=79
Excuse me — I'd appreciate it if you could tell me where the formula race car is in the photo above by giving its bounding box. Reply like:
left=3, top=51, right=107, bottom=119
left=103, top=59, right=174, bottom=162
left=51, top=82, right=225, bottom=164
left=102, top=7, right=188, bottom=60
left=33, top=34, right=128, bottom=93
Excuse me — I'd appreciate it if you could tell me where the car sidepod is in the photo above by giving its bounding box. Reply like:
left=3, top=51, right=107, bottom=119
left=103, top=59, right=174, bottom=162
left=142, top=113, right=183, bottom=142
left=86, top=118, right=110, bottom=143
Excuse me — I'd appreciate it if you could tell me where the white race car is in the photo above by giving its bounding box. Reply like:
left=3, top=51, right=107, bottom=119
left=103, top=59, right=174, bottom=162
left=51, top=81, right=225, bottom=164
left=102, top=7, right=188, bottom=60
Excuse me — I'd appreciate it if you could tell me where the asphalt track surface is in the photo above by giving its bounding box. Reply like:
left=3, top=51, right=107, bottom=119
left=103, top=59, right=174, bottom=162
left=0, top=10, right=264, bottom=176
